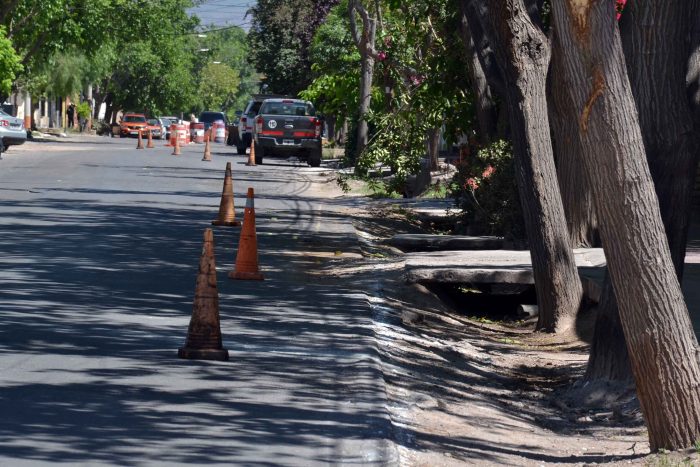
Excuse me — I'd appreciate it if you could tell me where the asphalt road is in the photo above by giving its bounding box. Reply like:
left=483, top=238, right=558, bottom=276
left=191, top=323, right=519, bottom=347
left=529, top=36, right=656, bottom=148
left=0, top=137, right=397, bottom=466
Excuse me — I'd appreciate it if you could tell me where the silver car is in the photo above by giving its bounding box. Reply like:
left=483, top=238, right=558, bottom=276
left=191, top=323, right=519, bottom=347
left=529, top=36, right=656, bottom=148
left=0, top=109, right=26, bottom=152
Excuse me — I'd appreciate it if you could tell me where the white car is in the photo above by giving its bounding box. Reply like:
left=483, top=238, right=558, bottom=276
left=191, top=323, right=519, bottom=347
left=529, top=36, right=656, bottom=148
left=0, top=109, right=26, bottom=152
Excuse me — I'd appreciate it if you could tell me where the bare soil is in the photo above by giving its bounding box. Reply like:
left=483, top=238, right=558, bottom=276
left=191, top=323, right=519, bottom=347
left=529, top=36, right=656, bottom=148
left=313, top=186, right=700, bottom=466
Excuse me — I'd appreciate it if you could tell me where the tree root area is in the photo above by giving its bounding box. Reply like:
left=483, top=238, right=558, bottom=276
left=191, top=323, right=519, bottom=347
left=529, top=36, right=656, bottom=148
left=346, top=209, right=700, bottom=466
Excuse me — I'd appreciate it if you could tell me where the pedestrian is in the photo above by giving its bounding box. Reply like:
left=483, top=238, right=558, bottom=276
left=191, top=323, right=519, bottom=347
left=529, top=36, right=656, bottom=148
left=67, top=104, right=75, bottom=128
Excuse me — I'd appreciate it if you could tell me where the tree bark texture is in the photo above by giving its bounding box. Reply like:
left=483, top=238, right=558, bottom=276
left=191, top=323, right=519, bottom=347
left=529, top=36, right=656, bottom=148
left=470, top=0, right=583, bottom=333
left=686, top=8, right=700, bottom=127
left=458, top=4, right=499, bottom=144
left=349, top=0, right=377, bottom=156
left=427, top=127, right=440, bottom=171
left=583, top=273, right=632, bottom=383
left=549, top=32, right=599, bottom=248
left=551, top=0, right=700, bottom=451
left=621, top=0, right=700, bottom=279
left=583, top=0, right=700, bottom=387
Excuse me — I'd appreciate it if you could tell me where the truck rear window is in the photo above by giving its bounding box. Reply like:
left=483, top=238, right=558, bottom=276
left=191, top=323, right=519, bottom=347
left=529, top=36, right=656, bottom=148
left=200, top=112, right=225, bottom=123
left=260, top=102, right=315, bottom=117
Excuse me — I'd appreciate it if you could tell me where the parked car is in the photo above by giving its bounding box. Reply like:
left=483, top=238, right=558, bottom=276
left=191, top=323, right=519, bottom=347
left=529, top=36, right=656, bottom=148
left=119, top=113, right=148, bottom=138
left=235, top=94, right=286, bottom=155
left=146, top=119, right=163, bottom=139
left=198, top=111, right=227, bottom=131
left=252, top=98, right=323, bottom=167
left=0, top=109, right=26, bottom=151
left=158, top=116, right=178, bottom=140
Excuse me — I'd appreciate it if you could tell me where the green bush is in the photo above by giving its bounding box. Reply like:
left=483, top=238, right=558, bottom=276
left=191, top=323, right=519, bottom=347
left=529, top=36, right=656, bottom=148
left=449, top=140, right=525, bottom=240
left=75, top=101, right=91, bottom=119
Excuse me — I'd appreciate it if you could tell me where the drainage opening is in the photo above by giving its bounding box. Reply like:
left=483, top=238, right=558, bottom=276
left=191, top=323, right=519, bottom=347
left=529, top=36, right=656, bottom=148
left=427, top=283, right=537, bottom=322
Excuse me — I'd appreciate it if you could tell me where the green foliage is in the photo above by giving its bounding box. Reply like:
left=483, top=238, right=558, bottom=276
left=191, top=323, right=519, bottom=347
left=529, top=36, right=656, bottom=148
left=75, top=101, right=91, bottom=119
left=198, top=26, right=256, bottom=112
left=248, top=0, right=339, bottom=95
left=198, top=63, right=241, bottom=111
left=357, top=109, right=425, bottom=189
left=450, top=140, right=525, bottom=239
left=0, top=27, right=21, bottom=96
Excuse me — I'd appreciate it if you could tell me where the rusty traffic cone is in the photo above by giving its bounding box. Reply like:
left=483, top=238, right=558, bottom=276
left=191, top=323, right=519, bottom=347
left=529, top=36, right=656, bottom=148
left=211, top=162, right=240, bottom=226
left=246, top=141, right=256, bottom=166
left=202, top=130, right=212, bottom=161
left=136, top=129, right=144, bottom=149
left=146, top=129, right=155, bottom=149
left=229, top=187, right=264, bottom=281
left=178, top=228, right=229, bottom=361
left=172, top=132, right=181, bottom=156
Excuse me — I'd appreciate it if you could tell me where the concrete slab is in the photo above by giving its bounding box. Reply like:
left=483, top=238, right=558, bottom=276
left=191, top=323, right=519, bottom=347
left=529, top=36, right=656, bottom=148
left=387, top=234, right=504, bottom=252
left=404, top=248, right=607, bottom=287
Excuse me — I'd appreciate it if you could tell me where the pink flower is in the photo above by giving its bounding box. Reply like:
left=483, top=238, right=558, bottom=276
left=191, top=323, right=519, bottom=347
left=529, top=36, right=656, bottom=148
left=465, top=178, right=479, bottom=191
left=377, top=51, right=387, bottom=61
left=410, top=75, right=424, bottom=86
left=482, top=165, right=495, bottom=179
left=616, top=0, right=626, bottom=20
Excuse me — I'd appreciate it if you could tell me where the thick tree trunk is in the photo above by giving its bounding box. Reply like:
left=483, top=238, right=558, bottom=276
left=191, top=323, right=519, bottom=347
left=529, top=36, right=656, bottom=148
left=621, top=1, right=700, bottom=279
left=551, top=0, right=700, bottom=451
left=549, top=32, right=598, bottom=248
left=457, top=4, right=498, bottom=144
left=471, top=0, right=583, bottom=333
left=584, top=0, right=700, bottom=388
left=583, top=274, right=632, bottom=383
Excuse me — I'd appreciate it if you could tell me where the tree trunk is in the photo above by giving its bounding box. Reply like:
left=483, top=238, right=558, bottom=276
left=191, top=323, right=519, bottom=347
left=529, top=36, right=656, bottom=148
left=357, top=52, right=375, bottom=154
left=469, top=0, right=583, bottom=333
left=549, top=32, right=598, bottom=248
left=427, top=127, right=440, bottom=171
left=621, top=1, right=700, bottom=280
left=583, top=273, right=632, bottom=383
left=457, top=4, right=498, bottom=144
left=326, top=114, right=336, bottom=143
left=348, top=0, right=377, bottom=157
left=551, top=0, right=700, bottom=451
left=583, top=0, right=700, bottom=389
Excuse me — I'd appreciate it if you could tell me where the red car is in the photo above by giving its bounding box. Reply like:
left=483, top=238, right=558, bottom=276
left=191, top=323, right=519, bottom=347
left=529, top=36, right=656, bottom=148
left=119, top=113, right=148, bottom=138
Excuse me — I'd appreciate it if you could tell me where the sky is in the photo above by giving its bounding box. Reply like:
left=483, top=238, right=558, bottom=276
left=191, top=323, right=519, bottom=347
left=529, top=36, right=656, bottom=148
left=188, top=0, right=256, bottom=32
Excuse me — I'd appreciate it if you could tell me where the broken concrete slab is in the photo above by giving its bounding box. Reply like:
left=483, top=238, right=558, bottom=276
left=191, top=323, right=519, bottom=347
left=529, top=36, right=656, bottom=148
left=403, top=248, right=606, bottom=289
left=387, top=234, right=504, bottom=252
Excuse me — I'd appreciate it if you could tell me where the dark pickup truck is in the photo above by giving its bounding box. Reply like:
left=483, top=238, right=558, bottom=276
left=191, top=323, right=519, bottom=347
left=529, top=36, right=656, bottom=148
left=252, top=98, right=323, bottom=167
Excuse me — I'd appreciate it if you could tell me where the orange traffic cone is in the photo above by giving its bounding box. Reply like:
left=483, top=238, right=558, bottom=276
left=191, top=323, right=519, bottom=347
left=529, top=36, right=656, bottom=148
left=212, top=162, right=241, bottom=226
left=246, top=141, right=256, bottom=166
left=146, top=129, right=155, bottom=149
left=178, top=228, right=229, bottom=361
left=136, top=130, right=144, bottom=149
left=172, top=132, right=181, bottom=156
left=229, top=187, right=264, bottom=281
left=202, top=130, right=212, bottom=161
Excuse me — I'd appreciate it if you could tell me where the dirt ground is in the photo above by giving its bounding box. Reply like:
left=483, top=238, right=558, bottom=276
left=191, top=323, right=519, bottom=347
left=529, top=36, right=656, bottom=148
left=313, top=173, right=700, bottom=467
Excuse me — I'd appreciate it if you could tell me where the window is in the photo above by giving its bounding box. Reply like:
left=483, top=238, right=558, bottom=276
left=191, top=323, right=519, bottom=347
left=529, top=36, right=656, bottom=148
left=260, top=102, right=315, bottom=116
left=124, top=115, right=146, bottom=123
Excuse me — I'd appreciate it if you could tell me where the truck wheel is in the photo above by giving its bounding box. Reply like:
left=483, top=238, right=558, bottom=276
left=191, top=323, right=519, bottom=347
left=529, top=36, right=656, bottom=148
left=308, top=148, right=322, bottom=167
left=255, top=143, right=264, bottom=165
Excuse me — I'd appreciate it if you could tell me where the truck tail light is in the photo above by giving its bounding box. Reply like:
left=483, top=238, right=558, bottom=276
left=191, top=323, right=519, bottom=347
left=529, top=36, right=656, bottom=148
left=255, top=116, right=263, bottom=134
left=313, top=118, right=322, bottom=138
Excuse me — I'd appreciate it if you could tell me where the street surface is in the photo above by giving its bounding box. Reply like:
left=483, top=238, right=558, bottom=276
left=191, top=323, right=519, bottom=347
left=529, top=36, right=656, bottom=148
left=0, top=137, right=396, bottom=466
